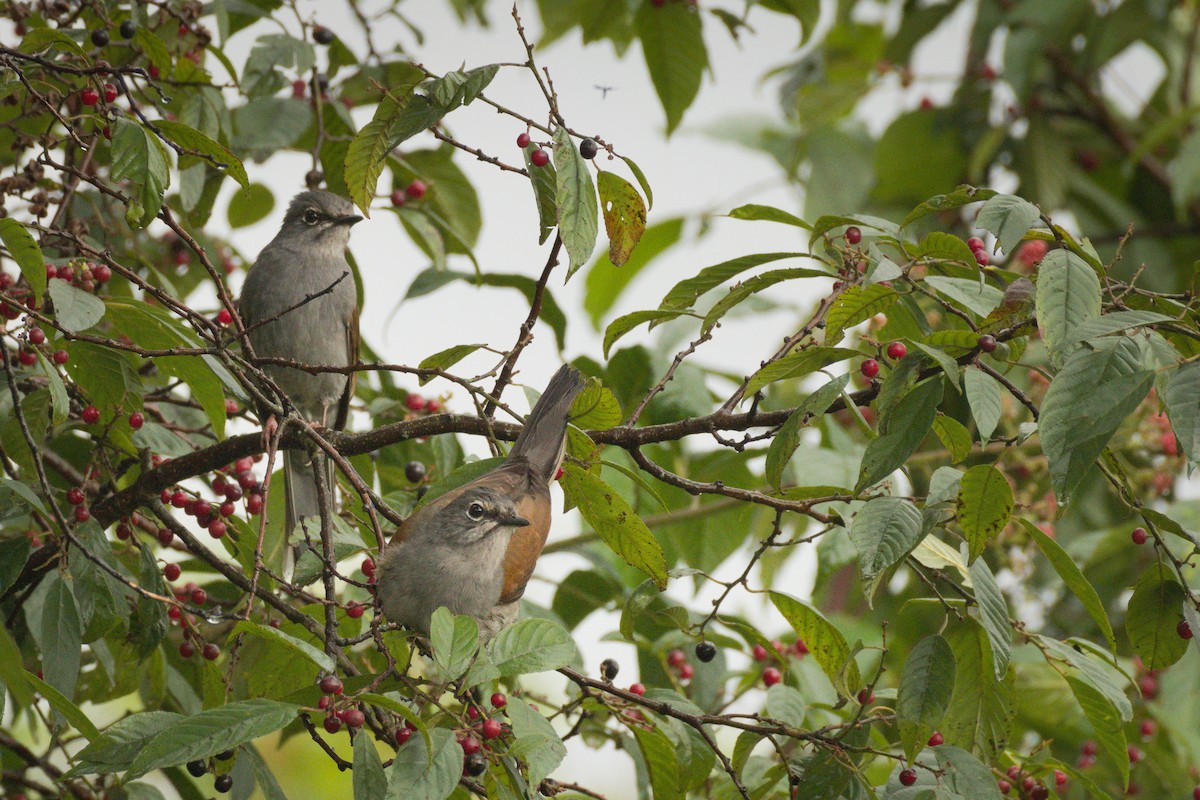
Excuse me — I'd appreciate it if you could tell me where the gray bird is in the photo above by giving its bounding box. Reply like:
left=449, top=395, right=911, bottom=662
left=238, top=190, right=362, bottom=569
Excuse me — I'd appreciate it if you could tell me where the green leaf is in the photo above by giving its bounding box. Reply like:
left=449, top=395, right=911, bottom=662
left=1067, top=676, right=1129, bottom=789
left=934, top=745, right=1003, bottom=799
left=417, top=343, right=484, bottom=384
left=727, top=203, right=810, bottom=228
left=385, top=727, right=463, bottom=800
left=130, top=547, right=169, bottom=659
left=430, top=607, right=479, bottom=678
left=569, top=379, right=623, bottom=429
left=635, top=0, right=708, bottom=134
left=229, top=621, right=334, bottom=673
left=967, top=553, right=1011, bottom=679
left=634, top=726, right=684, bottom=800
left=744, top=346, right=860, bottom=396
left=345, top=94, right=437, bottom=215
left=354, top=721, right=388, bottom=800
left=586, top=217, right=684, bottom=328
left=963, top=366, right=1002, bottom=441
left=701, top=267, right=829, bottom=336
left=1039, top=339, right=1154, bottom=503
left=603, top=309, right=693, bottom=358
left=621, top=155, right=654, bottom=210
left=525, top=142, right=559, bottom=245
left=227, top=183, right=275, bottom=228
left=1021, top=520, right=1116, bottom=652
left=933, top=415, right=972, bottom=463
left=0, top=625, right=34, bottom=709
left=912, top=341, right=962, bottom=389
left=126, top=699, right=300, bottom=779
left=659, top=252, right=810, bottom=311
left=360, top=693, right=431, bottom=752
left=154, top=119, right=248, bottom=188
left=849, top=496, right=923, bottom=581
left=0, top=218, right=46, bottom=304
left=48, top=280, right=105, bottom=332
left=770, top=591, right=861, bottom=696
left=1035, top=249, right=1101, bottom=365
left=1165, top=360, right=1200, bottom=465
left=918, top=231, right=980, bottom=266
left=25, top=671, right=100, bottom=741
left=597, top=170, right=646, bottom=267
left=487, top=618, right=577, bottom=677
left=765, top=373, right=849, bottom=488
left=766, top=684, right=807, bottom=727
left=941, top=619, right=1013, bottom=761
left=824, top=284, right=898, bottom=345
left=1060, top=310, right=1173, bottom=347
left=897, top=635, right=956, bottom=763
left=1126, top=564, right=1189, bottom=670
left=1034, top=635, right=1131, bottom=721
left=554, top=127, right=599, bottom=279
left=66, top=712, right=183, bottom=777
left=559, top=465, right=668, bottom=588
left=856, top=378, right=943, bottom=491
left=111, top=117, right=170, bottom=227
left=923, top=276, right=1004, bottom=318
left=40, top=572, right=82, bottom=704
left=975, top=194, right=1042, bottom=255
left=956, top=465, right=1013, bottom=563
left=901, top=186, right=997, bottom=227
left=506, top=699, right=567, bottom=787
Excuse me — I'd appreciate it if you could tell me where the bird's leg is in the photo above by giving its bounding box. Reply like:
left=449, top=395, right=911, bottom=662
left=260, top=414, right=279, bottom=453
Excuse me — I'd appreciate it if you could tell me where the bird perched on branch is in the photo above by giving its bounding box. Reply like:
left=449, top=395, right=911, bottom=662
left=238, top=190, right=362, bottom=574
left=377, top=365, right=584, bottom=641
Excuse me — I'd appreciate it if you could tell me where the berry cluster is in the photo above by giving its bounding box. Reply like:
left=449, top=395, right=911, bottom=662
left=966, top=236, right=990, bottom=266
left=390, top=179, right=428, bottom=208
left=403, top=392, right=443, bottom=414
left=752, top=637, right=808, bottom=686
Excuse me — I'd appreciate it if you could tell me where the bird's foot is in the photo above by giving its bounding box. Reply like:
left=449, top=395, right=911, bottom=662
left=261, top=415, right=279, bottom=452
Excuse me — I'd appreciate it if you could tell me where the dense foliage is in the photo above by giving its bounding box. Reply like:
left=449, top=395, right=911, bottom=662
left=1, top=1, right=1200, bottom=799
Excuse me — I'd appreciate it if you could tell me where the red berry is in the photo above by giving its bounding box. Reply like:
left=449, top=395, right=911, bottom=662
left=116, top=522, right=132, bottom=540
left=17, top=350, right=36, bottom=366
left=164, top=563, right=181, bottom=581
left=530, top=148, right=550, bottom=167
left=317, top=695, right=331, bottom=710
left=129, top=412, right=144, bottom=430
left=208, top=519, right=227, bottom=539
left=1054, top=769, right=1067, bottom=788
left=919, top=96, right=934, bottom=110
left=396, top=727, right=413, bottom=745
left=517, top=132, right=531, bottom=148
left=1139, top=719, right=1156, bottom=738
left=341, top=602, right=363, bottom=619
left=74, top=506, right=91, bottom=522
left=405, top=394, right=426, bottom=412
left=224, top=399, right=239, bottom=414
left=219, top=501, right=235, bottom=517
left=343, top=708, right=365, bottom=728
left=629, top=682, right=646, bottom=696
left=425, top=398, right=441, bottom=413
left=390, top=189, right=406, bottom=207
left=460, top=735, right=481, bottom=754
left=752, top=644, right=769, bottom=661
left=291, top=79, right=306, bottom=98
left=67, top=487, right=85, bottom=506
left=857, top=688, right=874, bottom=705
left=1127, top=745, right=1142, bottom=763
left=216, top=309, right=233, bottom=326
left=793, top=639, right=809, bottom=656
left=171, top=490, right=189, bottom=508
left=28, top=327, right=45, bottom=345
left=762, top=667, right=782, bottom=687
left=405, top=179, right=427, bottom=199
left=82, top=405, right=100, bottom=424
left=1192, top=788, right=1200, bottom=800
left=1131, top=527, right=1148, bottom=545
left=845, top=226, right=862, bottom=245
left=94, top=264, right=112, bottom=283
left=323, top=715, right=342, bottom=734
left=246, top=494, right=264, bottom=514
left=481, top=718, right=502, bottom=739
left=179, top=641, right=195, bottom=658
left=667, top=649, right=686, bottom=668
left=362, top=558, right=376, bottom=578
left=202, top=643, right=221, bottom=661
left=148, top=64, right=160, bottom=79
left=103, top=83, right=118, bottom=102
left=490, top=692, right=507, bottom=709
left=998, top=779, right=1011, bottom=794
left=860, top=359, right=880, bottom=379
left=977, top=334, right=997, bottom=353
left=886, top=341, right=907, bottom=359
left=1179, top=619, right=1194, bottom=640
left=678, top=663, right=694, bottom=680
left=157, top=527, right=173, bottom=546
left=190, top=588, right=207, bottom=605
left=321, top=675, right=345, bottom=694
left=80, top=88, right=100, bottom=106
left=899, top=769, right=917, bottom=786
left=966, top=237, right=984, bottom=251
left=974, top=248, right=989, bottom=266
left=52, top=350, right=69, bottom=364
left=928, top=731, right=944, bottom=746
left=981, top=64, right=998, bottom=80
left=1030, top=784, right=1048, bottom=800
left=1161, top=433, right=1179, bottom=456
left=1138, top=674, right=1159, bottom=698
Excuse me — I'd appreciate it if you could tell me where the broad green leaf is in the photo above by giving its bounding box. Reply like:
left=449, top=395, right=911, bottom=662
left=923, top=276, right=1004, bottom=317
left=20, top=26, right=92, bottom=60
left=111, top=117, right=170, bottom=227
left=25, top=671, right=99, bottom=741
left=635, top=1, right=708, bottom=134
left=766, top=684, right=807, bottom=727
left=975, top=194, right=1042, bottom=254
left=1021, top=520, right=1116, bottom=652
left=1040, top=339, right=1153, bottom=502
left=345, top=94, right=435, bottom=215
left=856, top=378, right=943, bottom=491
left=507, top=698, right=567, bottom=787
left=597, top=170, right=646, bottom=267
left=126, top=699, right=300, bottom=779
left=765, top=373, right=849, bottom=487
left=554, top=127, right=599, bottom=279
left=770, top=591, right=861, bottom=696
left=0, top=625, right=34, bottom=709
left=918, top=231, right=980, bottom=266
left=634, top=725, right=684, bottom=800
left=701, top=267, right=829, bottom=336
left=429, top=607, right=479, bottom=679
left=963, top=367, right=1002, bottom=441
left=48, top=280, right=105, bottom=332
left=603, top=309, right=693, bottom=357
left=941, top=619, right=1013, bottom=761
left=66, top=712, right=184, bottom=777
left=569, top=380, right=623, bottom=429
left=1035, top=249, right=1101, bottom=365
left=0, top=537, right=31, bottom=597
left=354, top=717, right=388, bottom=800
left=385, top=728, right=463, bottom=800
left=825, top=284, right=899, bottom=345
left=1067, top=676, right=1129, bottom=789
left=902, top=186, right=997, bottom=227
left=849, top=496, right=923, bottom=581
left=1060, top=310, right=1173, bottom=346
left=934, top=745, right=1003, bottom=799
left=898, top=635, right=956, bottom=762
left=487, top=618, right=577, bottom=676
left=230, top=621, right=334, bottom=672
left=727, top=203, right=810, bottom=228
left=932, top=414, right=972, bottom=463
left=417, top=343, right=484, bottom=384
left=0, top=218, right=46, bottom=304
left=912, top=342, right=962, bottom=389
left=40, top=572, right=81, bottom=703
left=744, top=346, right=859, bottom=396
left=1034, top=635, right=1131, bottom=721
left=967, top=552, right=1011, bottom=679
left=155, top=119, right=248, bottom=187
left=1126, top=564, right=1189, bottom=670
left=956, top=465, right=1013, bottom=563
left=559, top=465, right=668, bottom=588
left=227, top=183, right=275, bottom=228
left=1166, top=360, right=1200, bottom=465
left=659, top=252, right=810, bottom=311
left=38, top=350, right=70, bottom=426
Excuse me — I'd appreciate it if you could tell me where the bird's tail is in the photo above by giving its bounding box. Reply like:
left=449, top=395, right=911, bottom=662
left=508, top=365, right=585, bottom=483
left=283, top=449, right=333, bottom=582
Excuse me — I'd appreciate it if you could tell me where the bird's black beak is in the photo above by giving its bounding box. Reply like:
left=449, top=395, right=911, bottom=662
left=499, top=515, right=531, bottom=528
left=337, top=214, right=364, bottom=227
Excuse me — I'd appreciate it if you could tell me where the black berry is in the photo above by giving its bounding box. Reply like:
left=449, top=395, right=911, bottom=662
left=90, top=29, right=110, bottom=47
left=600, top=657, right=620, bottom=681
left=579, top=139, right=599, bottom=159
left=416, top=485, right=429, bottom=501
left=120, top=19, right=136, bottom=38
left=214, top=774, right=233, bottom=793
left=977, top=334, right=997, bottom=353
left=216, top=749, right=234, bottom=761
left=464, top=752, right=487, bottom=777
left=313, top=26, right=334, bottom=45
left=405, top=461, right=427, bottom=482
left=186, top=760, right=207, bottom=777
left=695, top=642, right=716, bottom=663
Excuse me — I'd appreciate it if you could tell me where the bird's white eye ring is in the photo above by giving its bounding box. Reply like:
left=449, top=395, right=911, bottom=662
left=467, top=502, right=485, bottom=520
left=303, top=209, right=320, bottom=225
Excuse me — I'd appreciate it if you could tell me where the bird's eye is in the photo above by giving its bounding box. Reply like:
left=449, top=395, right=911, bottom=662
left=466, top=502, right=485, bottom=521
left=303, top=209, right=320, bottom=225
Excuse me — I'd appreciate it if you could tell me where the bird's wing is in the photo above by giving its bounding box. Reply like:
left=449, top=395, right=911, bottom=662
left=333, top=305, right=359, bottom=431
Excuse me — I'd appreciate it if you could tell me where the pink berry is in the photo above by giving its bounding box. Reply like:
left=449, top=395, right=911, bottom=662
left=678, top=663, right=694, bottom=680
left=966, top=237, right=985, bottom=251
left=219, top=501, right=235, bottom=518
left=1054, top=770, right=1067, bottom=788
left=1128, top=745, right=1142, bottom=763
left=845, top=226, right=862, bottom=245
left=629, top=683, right=646, bottom=696
left=974, top=249, right=989, bottom=266
left=1139, top=719, right=1156, bottom=738
left=343, top=708, right=365, bottom=728
left=886, top=341, right=906, bottom=359
left=405, top=179, right=427, bottom=199
left=1131, top=527, right=1148, bottom=545
left=752, top=644, right=769, bottom=661
left=762, top=667, right=782, bottom=687
left=405, top=394, right=426, bottom=412
left=530, top=148, right=550, bottom=167
left=459, top=734, right=481, bottom=754
left=517, top=132, right=531, bottom=148
left=667, top=649, right=686, bottom=668
left=998, top=779, right=1011, bottom=794
left=103, top=83, right=118, bottom=102
left=860, top=359, right=880, bottom=379
left=246, top=494, right=264, bottom=515
left=28, top=327, right=45, bottom=345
